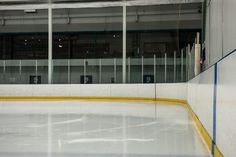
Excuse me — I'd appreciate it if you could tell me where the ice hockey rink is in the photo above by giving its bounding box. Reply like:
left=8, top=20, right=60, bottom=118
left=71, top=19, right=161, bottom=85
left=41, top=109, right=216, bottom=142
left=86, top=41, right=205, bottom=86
left=0, top=100, right=210, bottom=157
left=1, top=0, right=236, bottom=156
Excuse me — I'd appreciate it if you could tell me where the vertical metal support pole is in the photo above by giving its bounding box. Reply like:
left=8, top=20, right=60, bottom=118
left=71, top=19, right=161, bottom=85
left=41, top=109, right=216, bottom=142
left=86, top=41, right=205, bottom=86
left=52, top=60, right=54, bottom=84
left=128, top=57, right=130, bottom=83
left=181, top=49, right=184, bottom=82
left=3, top=60, right=6, bottom=84
left=35, top=60, right=38, bottom=76
left=84, top=59, right=86, bottom=84
left=188, top=44, right=191, bottom=80
left=35, top=60, right=38, bottom=84
left=189, top=52, right=192, bottom=80
left=99, top=59, right=102, bottom=84
left=114, top=58, right=117, bottom=83
left=19, top=60, right=22, bottom=83
left=67, top=59, right=70, bottom=84
left=174, top=51, right=176, bottom=83
left=186, top=47, right=188, bottom=81
left=164, top=53, right=167, bottom=83
left=141, top=56, right=144, bottom=83
left=3, top=60, right=6, bottom=73
left=19, top=60, right=22, bottom=75
left=154, top=54, right=156, bottom=83
left=122, top=1, right=126, bottom=84
left=48, top=3, right=52, bottom=84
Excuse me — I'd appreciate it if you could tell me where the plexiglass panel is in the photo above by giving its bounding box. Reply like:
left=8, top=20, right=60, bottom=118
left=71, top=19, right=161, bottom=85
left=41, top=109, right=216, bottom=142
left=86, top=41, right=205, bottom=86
left=0, top=1, right=202, bottom=84
left=52, top=6, right=122, bottom=84
left=0, top=9, right=48, bottom=84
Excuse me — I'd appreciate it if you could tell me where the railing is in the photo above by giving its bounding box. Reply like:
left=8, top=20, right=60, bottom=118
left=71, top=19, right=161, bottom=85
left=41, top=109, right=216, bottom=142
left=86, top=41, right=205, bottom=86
left=0, top=56, right=187, bottom=84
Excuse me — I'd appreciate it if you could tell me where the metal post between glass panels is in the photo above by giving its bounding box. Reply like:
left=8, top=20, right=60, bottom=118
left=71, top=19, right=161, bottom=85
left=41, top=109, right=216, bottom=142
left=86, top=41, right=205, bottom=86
left=165, top=53, right=167, bottom=83
left=67, top=59, right=70, bottom=84
left=35, top=60, right=38, bottom=78
left=19, top=60, right=22, bottom=75
left=188, top=44, right=191, bottom=80
left=186, top=47, right=188, bottom=81
left=99, top=59, right=102, bottom=84
left=52, top=60, right=54, bottom=84
left=174, top=51, right=176, bottom=83
left=128, top=57, right=130, bottom=83
left=141, top=56, right=144, bottom=83
left=114, top=58, right=117, bottom=83
left=154, top=54, right=156, bottom=83
left=189, top=52, right=192, bottom=80
left=3, top=60, right=6, bottom=84
left=84, top=59, right=86, bottom=84
left=3, top=61, right=5, bottom=73
left=181, top=49, right=184, bottom=82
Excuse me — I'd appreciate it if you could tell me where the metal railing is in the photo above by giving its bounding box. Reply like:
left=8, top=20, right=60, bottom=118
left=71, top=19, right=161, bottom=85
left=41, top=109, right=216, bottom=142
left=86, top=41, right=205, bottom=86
left=0, top=55, right=188, bottom=84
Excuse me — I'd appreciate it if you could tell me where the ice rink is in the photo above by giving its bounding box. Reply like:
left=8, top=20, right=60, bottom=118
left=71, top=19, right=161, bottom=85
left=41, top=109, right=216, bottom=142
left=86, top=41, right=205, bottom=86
left=0, top=100, right=210, bottom=157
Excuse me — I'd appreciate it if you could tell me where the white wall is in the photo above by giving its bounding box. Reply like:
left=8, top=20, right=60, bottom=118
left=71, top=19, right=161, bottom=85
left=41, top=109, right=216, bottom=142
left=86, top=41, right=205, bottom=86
left=0, top=83, right=186, bottom=100
left=209, top=0, right=223, bottom=66
left=205, top=0, right=236, bottom=67
left=156, top=83, right=187, bottom=100
left=222, top=0, right=236, bottom=56
left=187, top=66, right=214, bottom=139
left=197, top=0, right=236, bottom=155
left=216, top=52, right=236, bottom=157
left=188, top=50, right=236, bottom=157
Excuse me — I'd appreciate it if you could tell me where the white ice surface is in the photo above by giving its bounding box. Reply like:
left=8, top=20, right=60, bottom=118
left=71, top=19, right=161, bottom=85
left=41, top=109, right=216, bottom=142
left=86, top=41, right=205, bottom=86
left=0, top=100, right=211, bottom=157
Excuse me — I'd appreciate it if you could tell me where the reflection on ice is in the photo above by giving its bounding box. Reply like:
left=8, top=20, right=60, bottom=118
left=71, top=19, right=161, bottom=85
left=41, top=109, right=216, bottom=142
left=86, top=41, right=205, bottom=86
left=0, top=100, right=210, bottom=157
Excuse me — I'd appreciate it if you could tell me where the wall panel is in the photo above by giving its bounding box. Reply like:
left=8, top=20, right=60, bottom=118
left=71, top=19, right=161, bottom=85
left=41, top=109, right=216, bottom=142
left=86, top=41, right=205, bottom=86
left=187, top=67, right=214, bottom=138
left=0, top=84, right=186, bottom=101
left=209, top=0, right=223, bottom=66
left=206, top=0, right=236, bottom=67
left=217, top=52, right=236, bottom=157
left=156, top=83, right=187, bottom=100
left=222, top=0, right=236, bottom=56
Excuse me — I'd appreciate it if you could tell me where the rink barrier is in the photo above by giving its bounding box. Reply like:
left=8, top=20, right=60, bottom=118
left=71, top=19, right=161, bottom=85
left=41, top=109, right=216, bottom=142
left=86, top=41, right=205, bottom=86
left=0, top=96, right=157, bottom=101
left=0, top=96, right=186, bottom=104
left=184, top=101, right=222, bottom=157
left=186, top=102, right=223, bottom=157
left=0, top=95, right=223, bottom=156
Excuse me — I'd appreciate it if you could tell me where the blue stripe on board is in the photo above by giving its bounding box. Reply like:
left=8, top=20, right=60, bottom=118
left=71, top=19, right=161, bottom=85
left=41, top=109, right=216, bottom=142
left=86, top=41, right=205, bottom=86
left=212, top=63, right=218, bottom=156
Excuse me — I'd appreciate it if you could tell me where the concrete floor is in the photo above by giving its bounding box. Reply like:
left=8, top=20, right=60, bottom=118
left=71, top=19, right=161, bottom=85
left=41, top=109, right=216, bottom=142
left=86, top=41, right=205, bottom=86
left=0, top=100, right=210, bottom=157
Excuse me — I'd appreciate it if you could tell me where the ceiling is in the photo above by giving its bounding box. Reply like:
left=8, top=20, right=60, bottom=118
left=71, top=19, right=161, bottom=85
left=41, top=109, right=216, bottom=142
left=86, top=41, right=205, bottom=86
left=0, top=0, right=124, bottom=5
left=0, top=0, right=204, bottom=11
left=0, top=0, right=203, bottom=5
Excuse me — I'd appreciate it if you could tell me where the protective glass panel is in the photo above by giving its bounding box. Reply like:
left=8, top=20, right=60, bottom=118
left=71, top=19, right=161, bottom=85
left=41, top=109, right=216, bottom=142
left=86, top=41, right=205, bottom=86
left=52, top=7, right=122, bottom=84
left=0, top=9, right=48, bottom=84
